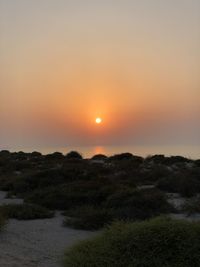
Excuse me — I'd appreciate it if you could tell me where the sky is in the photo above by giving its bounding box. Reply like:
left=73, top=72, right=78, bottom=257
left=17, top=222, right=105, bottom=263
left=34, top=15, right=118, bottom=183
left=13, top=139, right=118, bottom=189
left=0, top=0, right=200, bottom=149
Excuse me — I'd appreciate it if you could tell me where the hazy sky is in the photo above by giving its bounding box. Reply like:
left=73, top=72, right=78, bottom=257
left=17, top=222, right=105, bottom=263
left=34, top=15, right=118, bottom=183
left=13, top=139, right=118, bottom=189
left=0, top=0, right=200, bottom=149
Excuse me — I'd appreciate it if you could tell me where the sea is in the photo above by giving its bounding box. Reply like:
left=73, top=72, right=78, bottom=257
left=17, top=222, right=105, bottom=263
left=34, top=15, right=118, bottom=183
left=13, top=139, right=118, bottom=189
left=7, top=145, right=200, bottom=159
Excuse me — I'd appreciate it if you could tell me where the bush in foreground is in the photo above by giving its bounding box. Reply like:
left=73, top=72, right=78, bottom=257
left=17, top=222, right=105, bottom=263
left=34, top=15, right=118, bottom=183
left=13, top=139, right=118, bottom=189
left=64, top=217, right=200, bottom=267
left=0, top=204, right=54, bottom=220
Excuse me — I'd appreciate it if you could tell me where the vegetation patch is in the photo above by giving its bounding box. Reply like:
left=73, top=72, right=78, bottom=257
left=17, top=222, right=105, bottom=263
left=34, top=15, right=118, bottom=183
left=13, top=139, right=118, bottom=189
left=0, top=151, right=200, bottom=230
left=0, top=212, right=6, bottom=231
left=62, top=188, right=174, bottom=230
left=64, top=217, right=200, bottom=267
left=64, top=206, right=113, bottom=230
left=182, top=198, right=200, bottom=215
left=157, top=173, right=200, bottom=197
left=105, top=188, right=174, bottom=219
left=0, top=204, right=54, bottom=220
left=25, top=179, right=117, bottom=210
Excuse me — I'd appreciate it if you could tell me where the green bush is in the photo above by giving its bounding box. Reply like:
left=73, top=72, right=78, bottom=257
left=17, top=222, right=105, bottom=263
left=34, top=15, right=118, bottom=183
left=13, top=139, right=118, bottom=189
left=105, top=188, right=173, bottom=220
left=0, top=204, right=54, bottom=220
left=25, top=180, right=116, bottom=210
left=62, top=188, right=174, bottom=231
left=64, top=217, right=200, bottom=267
left=64, top=206, right=113, bottom=230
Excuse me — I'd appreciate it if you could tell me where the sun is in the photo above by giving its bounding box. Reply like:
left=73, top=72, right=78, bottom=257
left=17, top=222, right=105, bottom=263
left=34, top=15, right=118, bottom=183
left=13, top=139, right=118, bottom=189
left=95, top=117, right=102, bottom=124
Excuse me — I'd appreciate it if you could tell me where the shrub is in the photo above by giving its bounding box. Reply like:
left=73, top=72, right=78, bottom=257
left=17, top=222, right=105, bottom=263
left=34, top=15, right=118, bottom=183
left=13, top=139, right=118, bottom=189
left=140, top=165, right=171, bottom=184
left=195, top=159, right=200, bottom=167
left=157, top=174, right=200, bottom=197
left=105, top=188, right=173, bottom=220
left=25, top=180, right=116, bottom=210
left=22, top=168, right=65, bottom=191
left=62, top=188, right=174, bottom=231
left=0, top=204, right=54, bottom=220
left=65, top=151, right=82, bottom=160
left=64, top=206, right=113, bottom=230
left=109, top=152, right=133, bottom=161
left=45, top=152, right=64, bottom=160
left=0, top=174, right=18, bottom=191
left=24, top=185, right=69, bottom=209
left=182, top=198, right=200, bottom=215
left=0, top=150, right=10, bottom=157
left=91, top=154, right=107, bottom=160
left=64, top=217, right=200, bottom=267
left=145, top=154, right=166, bottom=165
left=145, top=155, right=190, bottom=165
left=0, top=212, right=6, bottom=230
left=178, top=176, right=200, bottom=197
left=31, top=151, right=42, bottom=158
left=164, top=156, right=190, bottom=165
left=157, top=176, right=178, bottom=193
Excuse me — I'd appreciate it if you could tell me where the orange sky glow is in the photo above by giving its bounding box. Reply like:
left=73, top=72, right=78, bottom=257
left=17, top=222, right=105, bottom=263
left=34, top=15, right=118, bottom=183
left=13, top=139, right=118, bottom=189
left=0, top=0, right=200, bottom=149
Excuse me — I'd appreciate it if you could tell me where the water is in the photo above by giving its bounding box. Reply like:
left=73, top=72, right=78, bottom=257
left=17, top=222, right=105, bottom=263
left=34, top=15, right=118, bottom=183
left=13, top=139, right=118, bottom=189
left=9, top=145, right=200, bottom=159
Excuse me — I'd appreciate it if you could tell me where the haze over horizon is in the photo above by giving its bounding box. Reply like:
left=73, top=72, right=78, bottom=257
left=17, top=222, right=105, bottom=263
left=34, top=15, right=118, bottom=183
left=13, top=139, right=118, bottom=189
left=0, top=0, right=200, bottom=150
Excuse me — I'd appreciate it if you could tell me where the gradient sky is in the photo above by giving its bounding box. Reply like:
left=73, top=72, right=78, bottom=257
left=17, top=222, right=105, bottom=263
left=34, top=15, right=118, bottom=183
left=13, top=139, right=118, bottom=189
left=0, top=0, right=200, bottom=149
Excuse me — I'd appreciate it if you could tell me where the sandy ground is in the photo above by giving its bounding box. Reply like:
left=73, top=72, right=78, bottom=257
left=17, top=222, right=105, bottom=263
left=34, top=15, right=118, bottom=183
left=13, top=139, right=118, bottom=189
left=166, top=193, right=186, bottom=209
left=167, top=192, right=200, bottom=222
left=0, top=191, right=97, bottom=267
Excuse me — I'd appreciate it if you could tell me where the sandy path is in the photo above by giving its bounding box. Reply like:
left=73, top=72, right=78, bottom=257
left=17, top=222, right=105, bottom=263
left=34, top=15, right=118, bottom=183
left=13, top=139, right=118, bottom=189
left=0, top=192, right=97, bottom=267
